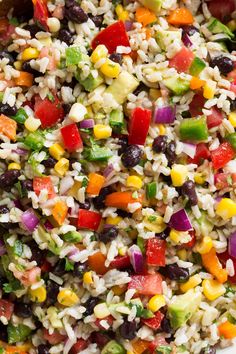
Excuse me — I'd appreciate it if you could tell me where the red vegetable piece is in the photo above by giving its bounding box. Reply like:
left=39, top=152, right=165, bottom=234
left=211, top=142, right=235, bottom=170
left=169, top=47, right=194, bottom=73
left=206, top=107, right=224, bottom=129
left=61, top=123, right=83, bottom=152
left=142, top=311, right=164, bottom=330
left=181, top=230, right=196, bottom=249
left=215, top=173, right=236, bottom=189
left=128, top=274, right=162, bottom=295
left=189, top=94, right=205, bottom=117
left=91, top=21, right=130, bottom=54
left=208, top=0, right=235, bottom=23
left=33, top=176, right=55, bottom=198
left=218, top=251, right=236, bottom=284
left=148, top=337, right=169, bottom=353
left=0, top=299, right=14, bottom=321
left=69, top=339, right=89, bottom=354
left=189, top=143, right=210, bottom=165
left=128, top=107, right=151, bottom=146
left=110, top=255, right=131, bottom=269
left=41, top=260, right=52, bottom=273
left=34, top=94, right=64, bottom=128
left=94, top=315, right=114, bottom=329
left=77, top=209, right=102, bottom=231
left=146, top=238, right=166, bottom=267
left=42, top=329, right=67, bottom=345
left=33, top=0, right=49, bottom=31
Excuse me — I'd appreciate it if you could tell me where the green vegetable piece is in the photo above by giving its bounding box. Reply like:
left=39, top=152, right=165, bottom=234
left=63, top=231, right=82, bottom=243
left=101, top=340, right=126, bottom=354
left=146, top=182, right=157, bottom=199
left=141, top=308, right=154, bottom=319
left=7, top=323, right=32, bottom=344
left=156, top=30, right=182, bottom=51
left=24, top=130, right=45, bottom=151
left=109, top=109, right=124, bottom=133
left=179, top=116, right=208, bottom=142
left=66, top=46, right=84, bottom=66
left=189, top=57, right=206, bottom=76
left=13, top=240, right=23, bottom=257
left=168, top=289, right=202, bottom=329
left=84, top=145, right=113, bottom=162
left=65, top=257, right=74, bottom=271
left=11, top=108, right=28, bottom=124
left=0, top=93, right=4, bottom=102
left=106, top=71, right=139, bottom=104
left=140, top=0, right=163, bottom=12
left=156, top=346, right=172, bottom=354
left=226, top=133, right=236, bottom=151
left=196, top=211, right=213, bottom=238
left=137, top=236, right=146, bottom=255
left=163, top=76, right=190, bottom=96
left=208, top=17, right=234, bottom=39
left=76, top=72, right=104, bottom=92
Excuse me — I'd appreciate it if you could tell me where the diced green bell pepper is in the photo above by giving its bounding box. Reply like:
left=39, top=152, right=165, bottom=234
left=189, top=57, right=206, bottom=76
left=179, top=116, right=209, bottom=141
left=156, top=346, right=172, bottom=354
left=0, top=92, right=4, bottom=102
left=146, top=182, right=157, bottom=199
left=66, top=46, right=85, bottom=66
left=11, top=108, right=28, bottom=124
left=84, top=145, right=112, bottom=162
left=109, top=109, right=124, bottom=133
left=7, top=323, right=32, bottom=344
left=62, top=231, right=82, bottom=243
left=226, top=133, right=236, bottom=151
left=24, top=130, right=45, bottom=150
left=163, top=76, right=190, bottom=96
left=208, top=17, right=234, bottom=39
left=101, top=340, right=125, bottom=354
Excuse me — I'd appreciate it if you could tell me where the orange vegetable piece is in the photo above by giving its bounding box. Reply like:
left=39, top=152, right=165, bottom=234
left=135, top=7, right=157, bottom=27
left=105, top=191, right=143, bottom=210
left=145, top=28, right=152, bottom=40
left=168, top=8, right=194, bottom=26
left=202, top=248, right=228, bottom=283
left=218, top=321, right=236, bottom=339
left=15, top=71, right=33, bottom=87
left=131, top=339, right=150, bottom=354
left=0, top=114, right=17, bottom=141
left=190, top=77, right=206, bottom=90
left=52, top=200, right=68, bottom=226
left=88, top=252, right=108, bottom=275
left=86, top=173, right=105, bottom=196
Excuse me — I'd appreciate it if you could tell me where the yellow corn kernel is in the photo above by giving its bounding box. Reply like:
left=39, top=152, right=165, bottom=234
left=24, top=116, right=41, bottom=132
left=148, top=294, right=166, bottom=312
left=83, top=271, right=93, bottom=284
left=202, top=279, right=226, bottom=301
left=118, top=246, right=127, bottom=256
left=115, top=4, right=129, bottom=21
left=8, top=162, right=21, bottom=170
left=149, top=88, right=161, bottom=100
left=54, top=158, right=69, bottom=176
left=157, top=124, right=166, bottom=135
left=180, top=274, right=202, bottom=293
left=216, top=198, right=236, bottom=220
left=91, top=44, right=108, bottom=64
left=170, top=229, right=182, bottom=243
left=195, top=236, right=213, bottom=255
left=194, top=173, right=205, bottom=185
left=106, top=216, right=123, bottom=225
left=100, top=59, right=120, bottom=78
left=14, top=61, right=22, bottom=70
left=21, top=47, right=39, bottom=61
left=203, top=83, right=215, bottom=99
left=94, top=124, right=112, bottom=139
left=57, top=289, right=79, bottom=307
left=94, top=303, right=110, bottom=319
left=143, top=215, right=166, bottom=233
left=229, top=112, right=236, bottom=128
left=29, top=286, right=47, bottom=303
left=177, top=249, right=188, bottom=261
left=112, top=285, right=127, bottom=296
left=49, top=143, right=65, bottom=161
left=126, top=175, right=143, bottom=189
left=170, top=164, right=188, bottom=187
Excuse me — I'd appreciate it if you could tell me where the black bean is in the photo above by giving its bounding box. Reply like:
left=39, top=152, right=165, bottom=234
left=0, top=51, right=14, bottom=66
left=99, top=226, right=118, bottom=244
left=119, top=321, right=137, bottom=340
left=65, top=6, right=88, bottom=24
left=109, top=53, right=123, bottom=65
left=0, top=205, right=9, bottom=214
left=93, top=186, right=113, bottom=210
left=28, top=240, right=45, bottom=266
left=161, top=317, right=172, bottom=333
left=165, top=141, right=176, bottom=166
left=78, top=199, right=91, bottom=210
left=0, top=170, right=21, bottom=191
left=152, top=135, right=168, bottom=153
left=21, top=179, right=33, bottom=191
left=121, top=145, right=142, bottom=168
left=46, top=280, right=59, bottom=306
left=73, top=262, right=87, bottom=278
left=58, top=28, right=73, bottom=45
left=0, top=103, right=17, bottom=116
left=200, top=346, right=216, bottom=354
left=62, top=103, right=72, bottom=115
left=210, top=55, right=234, bottom=75
left=15, top=302, right=32, bottom=318
left=230, top=98, right=236, bottom=112
left=225, top=38, right=236, bottom=53
left=133, top=83, right=147, bottom=96
left=0, top=323, right=8, bottom=342
left=182, top=25, right=199, bottom=36
left=90, top=15, right=103, bottom=28
left=37, top=344, right=50, bottom=354
left=23, top=24, right=41, bottom=37
left=162, top=264, right=189, bottom=282
left=117, top=209, right=132, bottom=218
left=118, top=136, right=128, bottom=156
left=83, top=297, right=99, bottom=316
left=65, top=0, right=77, bottom=7
left=54, top=259, right=66, bottom=276
left=182, top=180, right=198, bottom=206
left=42, top=157, right=57, bottom=168
left=22, top=61, right=41, bottom=76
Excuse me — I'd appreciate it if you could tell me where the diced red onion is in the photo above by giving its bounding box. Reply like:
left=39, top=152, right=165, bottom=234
left=182, top=143, right=196, bottom=159
left=104, top=224, right=113, bottom=229
left=44, top=220, right=54, bottom=231
left=182, top=33, right=192, bottom=47
left=68, top=247, right=80, bottom=261
left=229, top=232, right=236, bottom=258
left=124, top=20, right=133, bottom=31
left=129, top=245, right=143, bottom=273
left=0, top=240, right=6, bottom=256
left=21, top=209, right=40, bottom=232
left=80, top=119, right=94, bottom=129
left=60, top=175, right=74, bottom=195
left=103, top=164, right=115, bottom=180
left=168, top=209, right=192, bottom=231
left=13, top=148, right=29, bottom=155
left=154, top=106, right=176, bottom=124
left=14, top=199, right=23, bottom=210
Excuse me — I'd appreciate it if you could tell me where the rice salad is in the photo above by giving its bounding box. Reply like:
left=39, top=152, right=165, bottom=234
left=0, top=0, right=236, bottom=353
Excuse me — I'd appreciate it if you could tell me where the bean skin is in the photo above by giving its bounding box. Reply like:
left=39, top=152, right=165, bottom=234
left=0, top=170, right=21, bottom=191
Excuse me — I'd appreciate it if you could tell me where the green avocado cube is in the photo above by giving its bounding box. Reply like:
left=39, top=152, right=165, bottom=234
left=189, top=57, right=206, bottom=76
left=163, top=76, right=190, bottom=96
left=140, top=0, right=163, bottom=13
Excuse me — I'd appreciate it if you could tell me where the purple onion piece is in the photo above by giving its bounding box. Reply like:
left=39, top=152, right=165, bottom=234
left=168, top=209, right=192, bottom=231
left=103, top=164, right=115, bottom=179
left=182, top=33, right=193, bottom=47
left=229, top=232, right=236, bottom=258
left=80, top=119, right=94, bottom=129
left=44, top=219, right=54, bottom=231
left=21, top=209, right=40, bottom=232
left=124, top=20, right=133, bottom=31
left=129, top=245, right=143, bottom=273
left=154, top=106, right=176, bottom=124
left=13, top=148, right=29, bottom=155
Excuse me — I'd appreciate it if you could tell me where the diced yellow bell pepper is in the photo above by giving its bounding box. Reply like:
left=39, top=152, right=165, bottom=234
left=126, top=175, right=143, bottom=189
left=216, top=198, right=236, bottom=220
left=195, top=236, right=213, bottom=255
left=202, top=279, right=226, bottom=301
left=180, top=274, right=202, bottom=293
left=148, top=294, right=166, bottom=312
left=170, top=164, right=188, bottom=187
left=94, top=124, right=112, bottom=139
left=106, top=216, right=123, bottom=225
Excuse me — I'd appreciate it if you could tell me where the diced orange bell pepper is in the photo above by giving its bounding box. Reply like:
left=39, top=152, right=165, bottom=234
left=52, top=200, right=68, bottom=226
left=190, top=77, right=206, bottom=90
left=88, top=252, right=108, bottom=275
left=0, top=114, right=17, bottom=141
left=0, top=340, right=31, bottom=354
left=202, top=248, right=228, bottom=283
left=218, top=321, right=236, bottom=339
left=168, top=8, right=194, bottom=26
left=86, top=173, right=105, bottom=196
left=135, top=7, right=157, bottom=27
left=105, top=191, right=143, bottom=210
left=131, top=339, right=150, bottom=354
left=15, top=71, right=33, bottom=87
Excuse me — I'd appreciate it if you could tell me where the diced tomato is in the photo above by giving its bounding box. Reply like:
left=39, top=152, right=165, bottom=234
left=34, top=94, right=64, bottom=128
left=78, top=209, right=102, bottom=231
left=169, top=47, right=194, bottom=73
left=128, top=274, right=162, bottom=295
left=33, top=176, right=55, bottom=198
left=94, top=315, right=114, bottom=329
left=189, top=143, right=210, bottom=165
left=146, top=238, right=166, bottom=267
left=69, top=339, right=89, bottom=354
left=34, top=0, right=49, bottom=30
left=215, top=173, right=236, bottom=189
left=211, top=142, right=235, bottom=170
left=142, top=311, right=164, bottom=330
left=0, top=299, right=14, bottom=321
left=61, top=124, right=83, bottom=152
left=180, top=230, right=196, bottom=249
left=148, top=336, right=169, bottom=353
left=218, top=251, right=236, bottom=284
left=43, top=329, right=67, bottom=345
left=207, top=107, right=224, bottom=129
left=128, top=107, right=151, bottom=146
left=91, top=21, right=130, bottom=54
left=189, top=94, right=205, bottom=117
left=110, top=255, right=131, bottom=269
left=208, top=0, right=235, bottom=23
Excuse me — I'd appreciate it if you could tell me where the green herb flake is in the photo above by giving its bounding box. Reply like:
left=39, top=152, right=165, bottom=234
left=65, top=258, right=74, bottom=271
left=13, top=240, right=23, bottom=257
left=47, top=93, right=55, bottom=102
left=148, top=215, right=157, bottom=222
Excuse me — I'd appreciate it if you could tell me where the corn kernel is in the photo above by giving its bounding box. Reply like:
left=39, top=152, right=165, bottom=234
left=195, top=236, right=213, bottom=255
left=68, top=102, right=87, bottom=123
left=24, top=116, right=41, bottom=132
left=126, top=175, right=143, bottom=189
left=49, top=143, right=65, bottom=161
left=94, top=124, right=112, bottom=139
left=169, top=229, right=191, bottom=244
left=148, top=295, right=166, bottom=312
left=106, top=216, right=122, bottom=225
left=94, top=303, right=110, bottom=319
left=83, top=271, right=93, bottom=284
left=91, top=45, right=108, bottom=64
left=202, top=279, right=226, bottom=301
left=21, top=47, right=39, bottom=61
left=203, top=83, right=215, bottom=99
left=115, top=4, right=129, bottom=21
left=170, top=164, right=188, bottom=187
left=216, top=198, right=236, bottom=220
left=177, top=249, right=187, bottom=261
left=8, top=162, right=21, bottom=170
left=29, top=286, right=47, bottom=303
left=180, top=274, right=202, bottom=293
left=47, top=17, right=61, bottom=33
left=112, top=285, right=127, bottom=296
left=100, top=59, right=120, bottom=78
left=143, top=215, right=166, bottom=233
left=54, top=158, right=69, bottom=176
left=118, top=246, right=127, bottom=256
left=229, top=112, right=236, bottom=128
left=157, top=124, right=166, bottom=135
left=57, top=289, right=79, bottom=307
left=194, top=173, right=205, bottom=185
left=14, top=61, right=22, bottom=70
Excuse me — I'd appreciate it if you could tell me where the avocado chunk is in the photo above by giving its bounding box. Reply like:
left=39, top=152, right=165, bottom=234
left=168, top=289, right=202, bottom=329
left=163, top=76, right=190, bottom=96
left=156, top=30, right=182, bottom=51
left=101, top=340, right=126, bottom=354
left=140, top=0, right=163, bottom=13
left=208, top=17, right=234, bottom=39
left=76, top=72, right=104, bottom=92
left=189, top=57, right=206, bottom=76
left=106, top=71, right=139, bottom=104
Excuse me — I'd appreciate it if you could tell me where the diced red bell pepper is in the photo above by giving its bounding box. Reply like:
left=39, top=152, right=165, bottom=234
left=61, top=123, right=83, bottom=152
left=214, top=173, right=236, bottom=189
left=110, top=255, right=131, bottom=269
left=91, top=21, right=130, bottom=54
left=77, top=209, right=102, bottom=231
left=128, top=107, right=151, bottom=146
left=33, top=176, right=55, bottom=198
left=211, top=142, right=235, bottom=170
left=94, top=315, right=114, bottom=329
left=218, top=251, right=236, bottom=284
left=146, top=238, right=166, bottom=267
left=180, top=230, right=196, bottom=249
left=0, top=299, right=14, bottom=321
left=169, top=47, right=194, bottom=73
left=34, top=94, right=64, bottom=128
left=43, top=329, right=67, bottom=345
left=208, top=0, right=235, bottom=23
left=142, top=311, right=164, bottom=330
left=128, top=274, right=162, bottom=295
left=189, top=143, right=210, bottom=165
left=69, top=339, right=89, bottom=354
left=206, top=107, right=224, bottom=129
left=34, top=0, right=49, bottom=30
left=189, top=94, right=205, bottom=117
